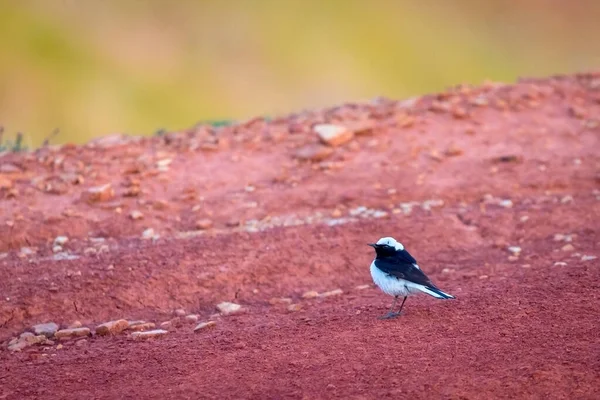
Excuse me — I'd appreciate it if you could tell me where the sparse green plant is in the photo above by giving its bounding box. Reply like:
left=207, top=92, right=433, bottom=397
left=0, top=128, right=28, bottom=153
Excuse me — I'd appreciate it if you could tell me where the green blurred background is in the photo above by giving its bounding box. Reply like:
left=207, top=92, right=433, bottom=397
left=1, top=0, right=599, bottom=147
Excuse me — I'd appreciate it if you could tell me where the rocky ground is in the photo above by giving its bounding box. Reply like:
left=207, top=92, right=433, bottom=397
left=0, top=72, right=599, bottom=399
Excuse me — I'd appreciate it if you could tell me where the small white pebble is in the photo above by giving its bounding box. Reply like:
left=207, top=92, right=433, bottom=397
left=561, top=244, right=575, bottom=252
left=156, top=158, right=172, bottom=168
left=193, top=321, right=216, bottom=332
left=573, top=158, right=582, bottom=165
left=421, top=199, right=444, bottom=211
left=498, top=199, right=513, bottom=208
left=54, top=236, right=69, bottom=246
left=553, top=262, right=568, bottom=267
left=302, top=291, right=320, bottom=299
left=581, top=255, right=597, bottom=262
left=520, top=215, right=530, bottom=222
left=320, top=289, right=343, bottom=297
left=507, top=246, right=522, bottom=255
left=560, top=195, right=573, bottom=204
left=216, top=302, right=242, bottom=315
left=372, top=210, right=388, bottom=218
left=141, top=228, right=158, bottom=240
left=185, top=314, right=199, bottom=323
left=349, top=206, right=367, bottom=216
left=52, top=245, right=63, bottom=253
left=131, top=329, right=168, bottom=340
left=130, top=210, right=144, bottom=220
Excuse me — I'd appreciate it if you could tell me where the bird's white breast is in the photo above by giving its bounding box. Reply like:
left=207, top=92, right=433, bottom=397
left=370, top=261, right=413, bottom=297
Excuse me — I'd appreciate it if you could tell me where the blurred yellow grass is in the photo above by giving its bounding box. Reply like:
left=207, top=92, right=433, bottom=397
left=1, top=0, right=599, bottom=147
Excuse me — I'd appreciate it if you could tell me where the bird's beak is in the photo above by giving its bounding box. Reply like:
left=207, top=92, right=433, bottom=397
left=368, top=243, right=377, bottom=248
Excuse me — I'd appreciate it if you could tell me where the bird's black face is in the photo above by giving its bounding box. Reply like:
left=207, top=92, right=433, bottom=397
left=368, top=243, right=396, bottom=257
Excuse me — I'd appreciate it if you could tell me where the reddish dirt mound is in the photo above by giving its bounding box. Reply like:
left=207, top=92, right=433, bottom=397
left=1, top=72, right=599, bottom=399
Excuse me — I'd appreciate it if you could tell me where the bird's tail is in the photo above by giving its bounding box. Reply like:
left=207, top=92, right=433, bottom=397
left=419, top=285, right=455, bottom=299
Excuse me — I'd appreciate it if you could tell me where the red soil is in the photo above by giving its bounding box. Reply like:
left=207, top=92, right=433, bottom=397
left=1, top=73, right=599, bottom=399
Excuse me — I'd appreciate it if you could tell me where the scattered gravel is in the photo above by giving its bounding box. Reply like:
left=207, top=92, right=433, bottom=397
left=498, top=199, right=513, bottom=208
left=269, top=297, right=293, bottom=305
left=195, top=219, right=213, bottom=230
left=32, top=322, right=59, bottom=338
left=141, top=228, right=159, bottom=240
left=507, top=246, right=522, bottom=255
left=314, top=124, right=354, bottom=147
left=294, top=144, right=334, bottom=162
left=174, top=309, right=186, bottom=317
left=483, top=194, right=513, bottom=208
left=159, top=321, right=172, bottom=329
left=19, top=247, right=35, bottom=256
left=52, top=252, right=80, bottom=261
left=561, top=244, right=575, bottom=252
left=130, top=210, right=144, bottom=220
left=553, top=233, right=575, bottom=242
left=127, top=322, right=156, bottom=332
left=7, top=332, right=48, bottom=352
left=54, top=327, right=91, bottom=339
left=131, top=329, right=168, bottom=340
left=320, top=289, right=343, bottom=297
left=185, top=314, right=199, bottom=323
left=302, top=291, right=320, bottom=299
left=193, top=321, right=216, bottom=332
left=216, top=302, right=242, bottom=315
left=82, top=183, right=114, bottom=203
left=69, top=321, right=83, bottom=328
left=96, top=319, right=130, bottom=336
left=560, top=195, right=574, bottom=204
left=421, top=199, right=444, bottom=211
left=54, top=236, right=69, bottom=246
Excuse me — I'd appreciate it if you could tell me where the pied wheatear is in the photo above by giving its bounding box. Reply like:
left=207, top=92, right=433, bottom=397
left=369, top=236, right=455, bottom=319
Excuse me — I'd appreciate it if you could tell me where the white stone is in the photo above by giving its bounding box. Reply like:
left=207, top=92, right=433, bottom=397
left=507, top=246, right=522, bottom=255
left=193, top=321, right=216, bottom=332
left=314, top=124, right=354, bottom=147
left=216, top=302, right=242, bottom=315
left=54, top=236, right=69, bottom=246
left=131, top=329, right=168, bottom=340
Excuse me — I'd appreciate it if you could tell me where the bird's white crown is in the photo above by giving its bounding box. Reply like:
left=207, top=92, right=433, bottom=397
left=376, top=236, right=404, bottom=251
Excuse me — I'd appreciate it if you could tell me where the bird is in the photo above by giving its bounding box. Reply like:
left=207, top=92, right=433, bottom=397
left=368, top=236, right=455, bottom=319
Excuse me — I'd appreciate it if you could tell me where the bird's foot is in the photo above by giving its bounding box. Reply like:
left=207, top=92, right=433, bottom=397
left=378, top=311, right=401, bottom=320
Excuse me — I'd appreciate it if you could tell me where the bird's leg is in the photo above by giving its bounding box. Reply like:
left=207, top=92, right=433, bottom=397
left=379, top=295, right=400, bottom=319
left=397, top=296, right=408, bottom=314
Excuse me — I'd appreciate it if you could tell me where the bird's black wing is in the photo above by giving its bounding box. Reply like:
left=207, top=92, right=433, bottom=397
left=394, top=249, right=417, bottom=265
left=374, top=256, right=432, bottom=287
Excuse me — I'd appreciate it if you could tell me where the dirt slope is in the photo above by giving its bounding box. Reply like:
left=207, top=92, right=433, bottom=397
left=1, top=73, right=599, bottom=399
